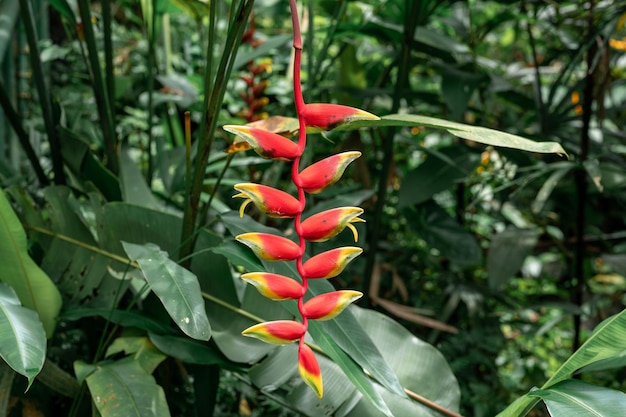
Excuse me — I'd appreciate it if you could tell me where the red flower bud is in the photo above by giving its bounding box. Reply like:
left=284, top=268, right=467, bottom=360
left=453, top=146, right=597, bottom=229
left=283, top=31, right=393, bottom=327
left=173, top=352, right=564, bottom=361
left=241, top=272, right=304, bottom=300
left=302, top=247, right=362, bottom=279
left=233, top=183, right=301, bottom=218
left=299, top=151, right=361, bottom=194
left=302, top=103, right=379, bottom=130
left=300, top=207, right=365, bottom=242
left=224, top=125, right=300, bottom=161
left=236, top=233, right=302, bottom=261
left=242, top=320, right=305, bottom=344
left=303, top=290, right=363, bottom=321
left=298, top=344, right=323, bottom=398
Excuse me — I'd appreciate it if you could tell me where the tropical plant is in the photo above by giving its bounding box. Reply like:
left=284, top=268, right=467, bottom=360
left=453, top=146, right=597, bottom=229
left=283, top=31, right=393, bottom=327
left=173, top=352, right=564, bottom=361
left=0, top=0, right=625, bottom=417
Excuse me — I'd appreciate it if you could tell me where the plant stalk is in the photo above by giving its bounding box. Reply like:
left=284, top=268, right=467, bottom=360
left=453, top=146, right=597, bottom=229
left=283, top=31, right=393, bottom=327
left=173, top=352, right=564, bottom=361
left=18, top=0, right=65, bottom=184
left=76, top=0, right=118, bottom=174
left=179, top=0, right=255, bottom=265
left=0, top=81, right=49, bottom=186
left=573, top=0, right=596, bottom=352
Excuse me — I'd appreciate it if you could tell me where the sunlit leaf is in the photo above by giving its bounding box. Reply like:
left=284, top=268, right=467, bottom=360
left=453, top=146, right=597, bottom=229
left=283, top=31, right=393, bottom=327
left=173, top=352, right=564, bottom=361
left=336, top=114, right=567, bottom=156
left=0, top=283, right=46, bottom=389
left=487, top=227, right=539, bottom=290
left=529, top=379, right=626, bottom=417
left=0, top=189, right=62, bottom=337
left=123, top=242, right=210, bottom=341
left=86, top=358, right=170, bottom=417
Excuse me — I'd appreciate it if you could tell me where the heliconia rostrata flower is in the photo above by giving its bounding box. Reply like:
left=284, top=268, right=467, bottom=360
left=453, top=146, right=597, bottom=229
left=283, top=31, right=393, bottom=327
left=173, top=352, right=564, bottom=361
left=227, top=0, right=379, bottom=398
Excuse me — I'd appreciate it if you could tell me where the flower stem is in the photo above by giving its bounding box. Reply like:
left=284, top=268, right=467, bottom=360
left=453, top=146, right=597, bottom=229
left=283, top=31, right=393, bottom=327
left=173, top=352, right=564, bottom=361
left=289, top=0, right=308, bottom=334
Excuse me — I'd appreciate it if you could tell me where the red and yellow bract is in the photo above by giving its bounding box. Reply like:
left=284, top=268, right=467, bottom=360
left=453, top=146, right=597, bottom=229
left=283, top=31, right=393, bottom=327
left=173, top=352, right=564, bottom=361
left=234, top=183, right=301, bottom=218
left=241, top=272, right=304, bottom=300
left=302, top=247, right=363, bottom=279
left=224, top=125, right=300, bottom=161
left=301, top=207, right=365, bottom=242
left=303, top=290, right=363, bottom=321
left=298, top=151, right=362, bottom=194
left=242, top=320, right=305, bottom=344
left=235, top=233, right=301, bottom=261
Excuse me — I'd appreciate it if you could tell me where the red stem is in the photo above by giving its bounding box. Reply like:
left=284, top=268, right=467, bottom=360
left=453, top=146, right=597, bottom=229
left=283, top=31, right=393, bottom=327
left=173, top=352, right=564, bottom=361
left=289, top=0, right=308, bottom=333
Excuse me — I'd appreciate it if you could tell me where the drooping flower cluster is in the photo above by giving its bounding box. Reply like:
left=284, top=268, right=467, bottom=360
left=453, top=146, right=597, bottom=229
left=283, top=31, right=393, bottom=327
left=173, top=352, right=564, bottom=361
left=224, top=0, right=379, bottom=398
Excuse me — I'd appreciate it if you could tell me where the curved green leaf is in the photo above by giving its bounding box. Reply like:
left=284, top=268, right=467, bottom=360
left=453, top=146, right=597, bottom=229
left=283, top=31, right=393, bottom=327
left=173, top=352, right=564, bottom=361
left=487, top=227, right=539, bottom=290
left=345, top=307, right=460, bottom=417
left=85, top=358, right=170, bottom=417
left=498, top=309, right=626, bottom=417
left=49, top=0, right=77, bottom=26
left=61, top=307, right=174, bottom=334
left=529, top=380, right=626, bottom=417
left=399, top=146, right=479, bottom=208
left=149, top=333, right=239, bottom=369
left=0, top=283, right=46, bottom=389
left=336, top=114, right=567, bottom=156
left=546, top=309, right=626, bottom=387
left=0, top=189, right=62, bottom=337
left=123, top=242, right=210, bottom=341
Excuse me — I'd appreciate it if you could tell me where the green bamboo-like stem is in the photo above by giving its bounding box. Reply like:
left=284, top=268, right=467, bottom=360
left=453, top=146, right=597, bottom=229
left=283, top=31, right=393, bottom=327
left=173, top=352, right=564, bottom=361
left=18, top=0, right=65, bottom=185
left=311, top=0, right=347, bottom=85
left=362, top=0, right=421, bottom=306
left=102, top=0, right=114, bottom=112
left=523, top=2, right=546, bottom=134
left=146, top=0, right=158, bottom=184
left=0, top=82, right=49, bottom=186
left=573, top=0, right=596, bottom=352
left=179, top=0, right=255, bottom=265
left=76, top=0, right=118, bottom=174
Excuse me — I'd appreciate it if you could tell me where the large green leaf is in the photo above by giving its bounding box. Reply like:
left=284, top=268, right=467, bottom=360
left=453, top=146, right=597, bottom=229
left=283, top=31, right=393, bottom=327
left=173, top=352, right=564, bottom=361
left=149, top=333, right=239, bottom=369
left=498, top=309, right=626, bottom=417
left=546, top=309, right=626, bottom=386
left=398, top=146, right=479, bottom=208
left=487, top=227, right=539, bottom=290
left=39, top=187, right=111, bottom=307
left=0, top=283, right=46, bottom=389
left=119, top=148, right=161, bottom=210
left=308, top=319, right=394, bottom=417
left=405, top=201, right=483, bottom=267
left=85, top=358, right=171, bottom=417
left=528, top=380, right=626, bottom=417
left=336, top=114, right=567, bottom=156
left=61, top=307, right=174, bottom=334
left=123, top=242, right=210, bottom=341
left=0, top=189, right=62, bottom=337
left=345, top=308, right=460, bottom=417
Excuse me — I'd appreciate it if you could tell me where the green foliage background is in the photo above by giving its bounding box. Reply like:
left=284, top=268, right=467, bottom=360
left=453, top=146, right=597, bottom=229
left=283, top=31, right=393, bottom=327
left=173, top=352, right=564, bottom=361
left=1, top=0, right=626, bottom=416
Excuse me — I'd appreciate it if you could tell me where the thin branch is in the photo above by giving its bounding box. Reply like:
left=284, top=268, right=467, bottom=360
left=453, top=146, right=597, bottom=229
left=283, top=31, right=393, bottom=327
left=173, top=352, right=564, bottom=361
left=0, top=82, right=49, bottom=186
left=18, top=0, right=65, bottom=184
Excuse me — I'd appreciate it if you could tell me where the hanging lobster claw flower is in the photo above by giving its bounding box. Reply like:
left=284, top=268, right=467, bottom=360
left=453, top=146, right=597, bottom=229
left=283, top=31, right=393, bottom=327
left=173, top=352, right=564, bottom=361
left=241, top=272, right=304, bottom=300
left=298, top=343, right=323, bottom=398
left=236, top=233, right=302, bottom=261
left=303, top=290, right=363, bottom=321
left=299, top=151, right=361, bottom=194
left=300, top=207, right=365, bottom=242
left=242, top=320, right=305, bottom=344
left=223, top=125, right=300, bottom=161
left=234, top=183, right=301, bottom=218
left=302, top=103, right=379, bottom=130
left=302, top=247, right=362, bottom=279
